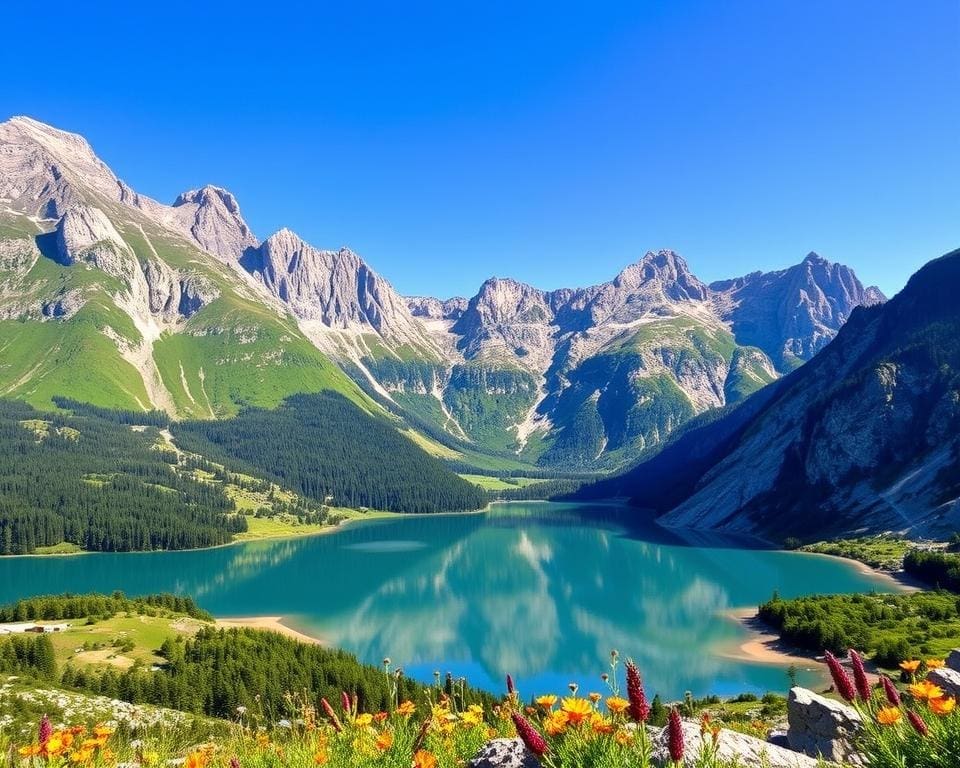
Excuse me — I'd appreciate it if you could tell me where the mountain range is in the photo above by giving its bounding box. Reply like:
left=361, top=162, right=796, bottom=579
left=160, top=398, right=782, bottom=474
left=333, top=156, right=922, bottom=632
left=0, top=116, right=884, bottom=472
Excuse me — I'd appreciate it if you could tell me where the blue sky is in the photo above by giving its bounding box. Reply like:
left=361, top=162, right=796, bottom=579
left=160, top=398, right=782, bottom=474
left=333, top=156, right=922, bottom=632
left=3, top=1, right=957, bottom=298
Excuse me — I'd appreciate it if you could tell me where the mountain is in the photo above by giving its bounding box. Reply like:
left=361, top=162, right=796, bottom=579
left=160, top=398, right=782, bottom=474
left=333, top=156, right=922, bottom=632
left=0, top=116, right=882, bottom=472
left=0, top=115, right=366, bottom=417
left=580, top=248, right=960, bottom=539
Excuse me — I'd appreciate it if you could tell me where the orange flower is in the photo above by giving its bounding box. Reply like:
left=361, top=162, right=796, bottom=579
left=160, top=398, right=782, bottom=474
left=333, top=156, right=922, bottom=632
left=561, top=697, right=593, bottom=724
left=396, top=700, right=416, bottom=717
left=375, top=731, right=393, bottom=751
left=909, top=681, right=944, bottom=701
left=926, top=659, right=946, bottom=670
left=373, top=712, right=389, bottom=722
left=184, top=750, right=210, bottom=768
left=899, top=660, right=922, bottom=674
left=606, top=696, right=629, bottom=715
left=877, top=707, right=903, bottom=726
left=590, top=713, right=615, bottom=734
left=313, top=749, right=329, bottom=765
left=413, top=750, right=438, bottom=768
left=92, top=725, right=113, bottom=739
left=543, top=710, right=570, bottom=735
left=614, top=729, right=633, bottom=746
left=18, top=744, right=42, bottom=758
left=535, top=694, right=558, bottom=710
left=70, top=748, right=95, bottom=764
left=930, top=697, right=957, bottom=716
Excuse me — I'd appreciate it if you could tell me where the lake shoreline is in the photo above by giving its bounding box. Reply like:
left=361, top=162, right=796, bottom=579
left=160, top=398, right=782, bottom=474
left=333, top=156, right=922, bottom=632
left=214, top=616, right=327, bottom=646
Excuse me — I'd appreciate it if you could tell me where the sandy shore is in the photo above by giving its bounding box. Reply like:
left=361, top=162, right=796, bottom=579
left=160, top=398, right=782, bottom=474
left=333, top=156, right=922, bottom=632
left=719, top=608, right=822, bottom=668
left=215, top=616, right=326, bottom=646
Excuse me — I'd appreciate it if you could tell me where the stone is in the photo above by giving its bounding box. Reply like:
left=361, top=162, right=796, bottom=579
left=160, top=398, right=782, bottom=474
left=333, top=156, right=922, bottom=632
left=786, top=687, right=862, bottom=763
left=927, top=667, right=960, bottom=699
left=467, top=738, right=540, bottom=768
left=944, top=649, right=960, bottom=672
left=650, top=718, right=823, bottom=767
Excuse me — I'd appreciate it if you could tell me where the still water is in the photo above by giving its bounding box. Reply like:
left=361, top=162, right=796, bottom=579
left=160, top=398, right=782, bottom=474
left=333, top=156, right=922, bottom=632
left=0, top=502, right=898, bottom=699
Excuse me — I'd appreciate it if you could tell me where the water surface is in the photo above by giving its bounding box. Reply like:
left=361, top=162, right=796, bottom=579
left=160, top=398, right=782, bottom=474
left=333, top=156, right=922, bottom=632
left=0, top=502, right=897, bottom=698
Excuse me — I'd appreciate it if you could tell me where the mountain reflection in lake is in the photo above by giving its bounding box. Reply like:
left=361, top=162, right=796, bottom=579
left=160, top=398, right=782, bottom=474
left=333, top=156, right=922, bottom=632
left=0, top=502, right=898, bottom=698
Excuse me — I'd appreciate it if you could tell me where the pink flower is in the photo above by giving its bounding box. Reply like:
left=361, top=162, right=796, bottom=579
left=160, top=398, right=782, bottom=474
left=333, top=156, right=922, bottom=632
left=908, top=710, right=928, bottom=736
left=341, top=691, right=351, bottom=715
left=511, top=712, right=548, bottom=759
left=825, top=651, right=856, bottom=702
left=849, top=649, right=871, bottom=701
left=38, top=714, right=52, bottom=748
left=507, top=674, right=515, bottom=695
left=880, top=675, right=901, bottom=706
left=625, top=660, right=650, bottom=723
left=320, top=698, right=344, bottom=732
left=668, top=708, right=684, bottom=762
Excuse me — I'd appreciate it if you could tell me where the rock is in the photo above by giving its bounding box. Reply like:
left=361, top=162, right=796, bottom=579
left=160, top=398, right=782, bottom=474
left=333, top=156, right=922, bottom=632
left=786, top=687, right=862, bottom=763
left=171, top=185, right=258, bottom=263
left=650, top=718, right=823, bottom=767
left=467, top=738, right=540, bottom=768
left=945, top=649, right=960, bottom=672
left=927, top=667, right=960, bottom=699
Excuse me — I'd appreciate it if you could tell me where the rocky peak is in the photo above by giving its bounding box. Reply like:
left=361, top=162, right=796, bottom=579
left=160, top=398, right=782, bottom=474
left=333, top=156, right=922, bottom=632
left=55, top=204, right=128, bottom=264
left=170, top=184, right=258, bottom=262
left=613, top=249, right=709, bottom=302
left=406, top=296, right=468, bottom=321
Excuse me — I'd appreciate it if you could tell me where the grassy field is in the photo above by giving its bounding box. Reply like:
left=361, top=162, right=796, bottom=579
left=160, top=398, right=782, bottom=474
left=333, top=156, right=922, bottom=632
left=458, top=473, right=546, bottom=491
left=798, top=536, right=916, bottom=571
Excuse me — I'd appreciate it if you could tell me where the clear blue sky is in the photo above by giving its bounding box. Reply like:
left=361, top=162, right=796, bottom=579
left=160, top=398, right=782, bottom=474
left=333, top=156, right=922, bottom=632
left=3, top=1, right=957, bottom=298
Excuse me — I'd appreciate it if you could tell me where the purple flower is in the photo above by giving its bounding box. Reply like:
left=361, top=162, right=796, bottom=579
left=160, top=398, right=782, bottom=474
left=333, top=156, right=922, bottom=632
left=511, top=712, right=548, bottom=759
left=668, top=708, right=684, bottom=762
left=881, top=675, right=901, bottom=706
left=849, top=649, right=871, bottom=701
left=625, top=660, right=650, bottom=723
left=825, top=651, right=856, bottom=702
left=38, top=714, right=52, bottom=748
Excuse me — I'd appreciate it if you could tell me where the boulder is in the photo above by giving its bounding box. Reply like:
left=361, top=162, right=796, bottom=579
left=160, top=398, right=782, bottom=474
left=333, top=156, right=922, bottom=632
left=467, top=738, right=540, bottom=768
left=927, top=667, right=960, bottom=699
left=944, top=649, right=960, bottom=672
left=650, top=719, right=822, bottom=768
left=787, top=687, right=862, bottom=763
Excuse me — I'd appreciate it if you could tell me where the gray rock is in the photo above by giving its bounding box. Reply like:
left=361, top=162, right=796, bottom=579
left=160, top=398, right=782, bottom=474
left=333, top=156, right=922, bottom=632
left=786, top=687, right=862, bottom=763
left=945, top=649, right=960, bottom=672
left=171, top=185, right=258, bottom=263
left=650, top=718, right=822, bottom=767
left=467, top=738, right=540, bottom=768
left=928, top=667, right=960, bottom=699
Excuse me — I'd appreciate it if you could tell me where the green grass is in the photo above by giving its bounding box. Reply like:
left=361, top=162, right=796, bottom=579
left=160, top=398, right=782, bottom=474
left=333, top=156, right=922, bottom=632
left=31, top=542, right=84, bottom=555
left=799, top=536, right=914, bottom=571
left=458, top=473, right=546, bottom=491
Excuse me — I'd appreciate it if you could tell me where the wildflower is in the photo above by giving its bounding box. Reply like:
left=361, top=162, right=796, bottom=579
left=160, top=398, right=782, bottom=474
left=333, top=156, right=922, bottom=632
left=462, top=704, right=484, bottom=727
left=543, top=710, right=569, bottom=735
left=625, top=660, right=650, bottom=722
left=507, top=674, right=515, bottom=694
left=899, top=659, right=922, bottom=674
left=375, top=731, right=393, bottom=751
left=926, top=659, right=946, bottom=670
left=606, top=696, right=629, bottom=715
left=39, top=714, right=53, bottom=748
left=880, top=675, right=901, bottom=706
left=590, top=713, right=615, bottom=734
left=876, top=707, right=902, bottom=726
left=313, top=749, right=329, bottom=765
left=143, top=751, right=160, bottom=766
left=908, top=681, right=944, bottom=701
left=930, top=696, right=956, bottom=716
left=614, top=729, right=633, bottom=746
left=824, top=651, right=856, bottom=702
left=668, top=708, right=684, bottom=763
left=561, top=697, right=593, bottom=724
left=413, top=750, right=437, bottom=768
left=908, top=710, right=929, bottom=736
left=184, top=750, right=210, bottom=768
left=396, top=700, right=416, bottom=717
left=373, top=712, right=388, bottom=722
left=45, top=732, right=67, bottom=757
left=353, top=713, right=373, bottom=728
left=511, top=712, right=549, bottom=759
left=849, top=650, right=871, bottom=701
left=70, top=748, right=95, bottom=764
left=92, top=725, right=113, bottom=739
left=341, top=691, right=351, bottom=714
left=535, top=694, right=558, bottom=710
left=18, top=744, right=42, bottom=758
left=320, top=698, right=344, bottom=732
left=588, top=692, right=602, bottom=704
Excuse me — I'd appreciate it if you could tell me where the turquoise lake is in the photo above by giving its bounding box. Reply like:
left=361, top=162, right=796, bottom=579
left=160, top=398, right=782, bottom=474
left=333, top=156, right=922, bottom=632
left=0, top=502, right=899, bottom=699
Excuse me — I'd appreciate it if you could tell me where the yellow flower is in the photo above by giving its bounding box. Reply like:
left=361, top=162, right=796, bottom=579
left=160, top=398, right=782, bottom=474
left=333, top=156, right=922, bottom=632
left=375, top=731, right=393, bottom=751
left=92, top=725, right=114, bottom=739
left=142, top=751, right=160, bottom=765
left=544, top=710, right=570, bottom=735
left=926, top=659, right=946, bottom=669
left=313, top=748, right=329, bottom=765
left=588, top=692, right=602, bottom=703
left=353, top=713, right=373, bottom=728
left=614, top=729, right=633, bottom=746
left=413, top=750, right=438, bottom=768
left=909, top=681, right=945, bottom=701
left=184, top=750, right=210, bottom=768
left=899, top=660, right=922, bottom=674
left=877, top=707, right=903, bottom=726
left=535, top=694, right=558, bottom=710
left=930, top=696, right=957, bottom=716
left=590, top=713, right=615, bottom=734
left=396, top=700, right=416, bottom=717
left=461, top=705, right=484, bottom=727
left=561, top=697, right=593, bottom=724
left=19, top=744, right=42, bottom=758
left=45, top=733, right=67, bottom=757
left=70, top=748, right=95, bottom=765
left=606, top=696, right=629, bottom=715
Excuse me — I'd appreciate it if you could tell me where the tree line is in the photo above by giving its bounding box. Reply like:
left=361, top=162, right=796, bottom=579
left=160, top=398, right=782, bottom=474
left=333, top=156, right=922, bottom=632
left=0, top=591, right=212, bottom=622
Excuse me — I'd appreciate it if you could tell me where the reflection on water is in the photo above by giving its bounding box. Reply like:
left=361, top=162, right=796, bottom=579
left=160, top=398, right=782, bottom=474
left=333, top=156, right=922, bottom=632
left=0, top=502, right=897, bottom=698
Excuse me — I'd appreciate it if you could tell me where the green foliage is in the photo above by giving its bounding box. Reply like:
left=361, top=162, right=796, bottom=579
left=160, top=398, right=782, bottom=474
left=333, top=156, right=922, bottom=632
left=0, top=634, right=57, bottom=680
left=0, top=398, right=245, bottom=554
left=904, top=550, right=960, bottom=591
left=173, top=393, right=488, bottom=514
left=801, top=537, right=912, bottom=571
left=0, top=591, right=212, bottom=622
left=758, top=591, right=960, bottom=665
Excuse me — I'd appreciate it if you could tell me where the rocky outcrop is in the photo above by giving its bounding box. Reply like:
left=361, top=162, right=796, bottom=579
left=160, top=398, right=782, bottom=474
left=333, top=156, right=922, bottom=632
left=55, top=204, right=128, bottom=265
left=169, top=185, right=258, bottom=263
left=927, top=667, right=960, bottom=699
left=651, top=718, right=823, bottom=767
left=467, top=739, right=540, bottom=768
left=407, top=295, right=468, bottom=321
left=712, top=252, right=885, bottom=369
left=786, top=687, right=862, bottom=763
